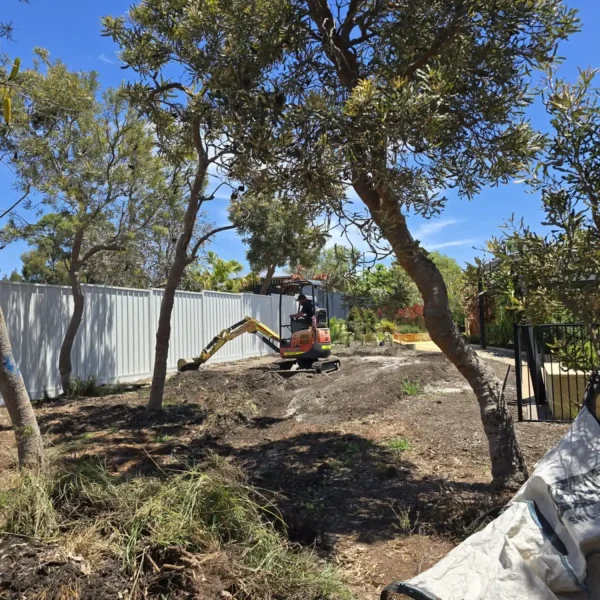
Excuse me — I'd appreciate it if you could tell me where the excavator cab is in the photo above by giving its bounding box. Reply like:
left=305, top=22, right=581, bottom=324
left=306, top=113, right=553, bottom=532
left=277, top=280, right=340, bottom=373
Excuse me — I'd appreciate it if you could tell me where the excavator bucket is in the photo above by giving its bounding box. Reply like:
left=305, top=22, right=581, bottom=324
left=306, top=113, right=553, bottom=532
left=177, top=358, right=202, bottom=372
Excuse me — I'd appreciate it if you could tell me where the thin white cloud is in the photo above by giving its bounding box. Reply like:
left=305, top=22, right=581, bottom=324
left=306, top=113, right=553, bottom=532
left=413, top=218, right=463, bottom=240
left=426, top=239, right=477, bottom=250
left=98, top=53, right=114, bottom=64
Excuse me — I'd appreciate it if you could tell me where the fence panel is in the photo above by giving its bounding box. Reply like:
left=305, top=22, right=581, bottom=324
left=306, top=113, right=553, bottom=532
left=165, top=290, right=204, bottom=371
left=201, top=291, right=245, bottom=363
left=242, top=294, right=276, bottom=357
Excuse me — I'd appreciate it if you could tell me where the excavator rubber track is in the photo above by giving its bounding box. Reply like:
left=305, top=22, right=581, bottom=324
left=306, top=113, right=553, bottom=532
left=274, top=356, right=341, bottom=378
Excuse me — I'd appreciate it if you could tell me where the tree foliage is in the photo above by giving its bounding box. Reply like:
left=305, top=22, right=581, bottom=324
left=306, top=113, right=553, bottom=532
left=345, top=263, right=411, bottom=319
left=486, top=70, right=600, bottom=345
left=0, top=52, right=177, bottom=277
left=230, top=192, right=326, bottom=281
left=184, top=250, right=253, bottom=293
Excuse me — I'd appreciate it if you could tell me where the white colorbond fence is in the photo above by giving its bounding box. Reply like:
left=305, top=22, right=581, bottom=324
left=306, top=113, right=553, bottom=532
left=0, top=281, right=297, bottom=400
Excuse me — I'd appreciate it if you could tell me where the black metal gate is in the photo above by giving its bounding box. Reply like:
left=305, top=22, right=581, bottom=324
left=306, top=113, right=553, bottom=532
left=514, top=323, right=598, bottom=422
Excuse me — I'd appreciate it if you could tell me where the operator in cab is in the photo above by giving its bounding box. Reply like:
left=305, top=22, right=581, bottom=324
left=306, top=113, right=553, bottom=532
left=291, top=294, right=315, bottom=327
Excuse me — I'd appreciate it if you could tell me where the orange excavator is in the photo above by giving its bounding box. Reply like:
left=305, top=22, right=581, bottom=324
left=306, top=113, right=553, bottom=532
left=177, top=280, right=341, bottom=375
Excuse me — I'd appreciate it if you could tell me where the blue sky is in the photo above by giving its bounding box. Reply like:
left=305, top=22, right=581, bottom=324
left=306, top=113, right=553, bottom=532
left=1, top=0, right=599, bottom=276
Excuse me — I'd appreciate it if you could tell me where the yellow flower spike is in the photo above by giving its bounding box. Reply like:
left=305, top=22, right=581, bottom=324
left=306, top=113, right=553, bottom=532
left=3, top=96, right=11, bottom=124
left=8, top=58, right=21, bottom=82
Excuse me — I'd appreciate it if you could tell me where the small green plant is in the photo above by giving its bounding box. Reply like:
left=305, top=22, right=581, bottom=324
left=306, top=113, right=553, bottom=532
left=401, top=378, right=422, bottom=396
left=377, top=319, right=397, bottom=345
left=388, top=436, right=411, bottom=454
left=67, top=375, right=100, bottom=397
left=390, top=501, right=419, bottom=534
left=154, top=431, right=173, bottom=444
left=333, top=438, right=374, bottom=466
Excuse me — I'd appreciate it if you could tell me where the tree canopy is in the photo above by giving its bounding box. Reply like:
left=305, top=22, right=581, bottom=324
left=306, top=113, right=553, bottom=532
left=230, top=192, right=326, bottom=291
left=485, top=70, right=600, bottom=335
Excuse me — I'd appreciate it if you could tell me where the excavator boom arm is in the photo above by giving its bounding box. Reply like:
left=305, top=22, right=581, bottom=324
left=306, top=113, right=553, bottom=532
left=177, top=317, right=280, bottom=372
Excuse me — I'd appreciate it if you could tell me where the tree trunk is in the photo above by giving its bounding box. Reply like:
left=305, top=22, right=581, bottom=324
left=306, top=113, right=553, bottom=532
left=354, top=179, right=528, bottom=488
left=260, top=264, right=276, bottom=295
left=0, top=306, right=44, bottom=469
left=148, top=256, right=188, bottom=410
left=59, top=268, right=85, bottom=394
left=148, top=119, right=208, bottom=411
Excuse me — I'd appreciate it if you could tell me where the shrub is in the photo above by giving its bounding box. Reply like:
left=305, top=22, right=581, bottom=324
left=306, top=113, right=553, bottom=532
left=347, top=307, right=378, bottom=336
left=377, top=319, right=397, bottom=344
left=396, top=323, right=424, bottom=334
left=396, top=303, right=426, bottom=331
left=329, top=317, right=348, bottom=343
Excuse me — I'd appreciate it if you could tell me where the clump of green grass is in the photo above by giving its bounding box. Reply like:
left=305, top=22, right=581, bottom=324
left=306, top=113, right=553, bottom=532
left=66, top=376, right=127, bottom=398
left=401, top=378, right=422, bottom=396
left=154, top=431, right=173, bottom=444
left=2, top=470, right=58, bottom=538
left=388, top=436, right=411, bottom=454
left=1, top=460, right=352, bottom=600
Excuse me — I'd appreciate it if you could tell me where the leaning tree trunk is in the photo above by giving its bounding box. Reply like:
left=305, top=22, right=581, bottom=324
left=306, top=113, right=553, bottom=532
left=0, top=306, right=44, bottom=469
left=148, top=121, right=208, bottom=411
left=260, top=264, right=276, bottom=295
left=148, top=256, right=188, bottom=410
left=355, top=179, right=528, bottom=488
left=59, top=269, right=85, bottom=394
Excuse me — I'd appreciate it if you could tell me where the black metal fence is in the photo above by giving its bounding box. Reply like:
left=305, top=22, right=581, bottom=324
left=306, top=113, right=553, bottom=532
left=514, top=323, right=599, bottom=422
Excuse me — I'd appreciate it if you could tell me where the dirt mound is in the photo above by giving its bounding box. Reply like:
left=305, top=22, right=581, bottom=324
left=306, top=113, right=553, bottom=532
left=0, top=535, right=127, bottom=599
left=334, top=344, right=409, bottom=358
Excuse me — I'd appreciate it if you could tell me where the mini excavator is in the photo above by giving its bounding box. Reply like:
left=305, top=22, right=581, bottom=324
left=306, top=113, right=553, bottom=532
left=177, top=280, right=341, bottom=375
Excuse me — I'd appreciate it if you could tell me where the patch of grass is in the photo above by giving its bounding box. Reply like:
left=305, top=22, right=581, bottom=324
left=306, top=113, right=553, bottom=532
left=388, top=436, right=411, bottom=454
left=401, top=378, right=422, bottom=396
left=154, top=431, right=173, bottom=444
left=2, top=471, right=58, bottom=538
left=1, top=460, right=352, bottom=600
left=333, top=438, right=375, bottom=466
left=68, top=375, right=100, bottom=398
left=390, top=501, right=419, bottom=535
left=66, top=376, right=127, bottom=398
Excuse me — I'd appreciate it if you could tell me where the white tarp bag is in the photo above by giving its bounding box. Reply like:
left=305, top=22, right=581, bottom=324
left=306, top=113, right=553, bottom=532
left=382, top=405, right=600, bottom=600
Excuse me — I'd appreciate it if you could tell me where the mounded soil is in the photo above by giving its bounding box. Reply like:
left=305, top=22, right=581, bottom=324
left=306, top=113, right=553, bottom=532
left=0, top=344, right=567, bottom=599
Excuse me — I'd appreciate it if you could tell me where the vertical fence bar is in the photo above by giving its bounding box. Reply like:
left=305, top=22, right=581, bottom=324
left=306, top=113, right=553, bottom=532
left=514, top=323, right=524, bottom=422
left=478, top=271, right=486, bottom=350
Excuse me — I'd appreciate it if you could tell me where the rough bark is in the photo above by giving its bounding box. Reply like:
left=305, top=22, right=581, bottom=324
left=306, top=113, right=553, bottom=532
left=260, top=264, right=276, bottom=295
left=304, top=0, right=527, bottom=487
left=354, top=178, right=528, bottom=487
left=148, top=120, right=208, bottom=411
left=0, top=306, right=44, bottom=469
left=59, top=230, right=85, bottom=394
left=148, top=255, right=188, bottom=410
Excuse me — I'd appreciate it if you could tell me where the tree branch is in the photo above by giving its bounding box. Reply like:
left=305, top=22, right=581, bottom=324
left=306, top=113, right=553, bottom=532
left=188, top=224, right=236, bottom=262
left=80, top=242, right=126, bottom=264
left=401, top=3, right=467, bottom=80
left=0, top=185, right=30, bottom=220
left=339, top=0, right=364, bottom=41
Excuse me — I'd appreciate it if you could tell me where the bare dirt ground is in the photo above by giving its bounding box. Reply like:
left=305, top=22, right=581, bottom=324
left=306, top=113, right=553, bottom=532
left=0, top=344, right=568, bottom=599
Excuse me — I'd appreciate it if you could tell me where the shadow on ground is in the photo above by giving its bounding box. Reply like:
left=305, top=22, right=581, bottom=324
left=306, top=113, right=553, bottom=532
left=48, top=416, right=501, bottom=551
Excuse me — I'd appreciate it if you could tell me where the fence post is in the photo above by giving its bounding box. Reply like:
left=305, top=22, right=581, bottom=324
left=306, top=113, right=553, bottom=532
left=524, top=325, right=546, bottom=406
left=514, top=323, right=524, bottom=421
left=148, top=289, right=156, bottom=374
left=478, top=270, right=487, bottom=350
